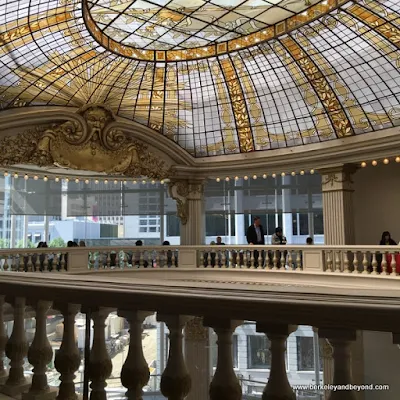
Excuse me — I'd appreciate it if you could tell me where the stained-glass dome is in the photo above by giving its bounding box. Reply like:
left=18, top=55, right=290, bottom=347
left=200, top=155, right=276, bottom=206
left=0, top=0, right=399, bottom=157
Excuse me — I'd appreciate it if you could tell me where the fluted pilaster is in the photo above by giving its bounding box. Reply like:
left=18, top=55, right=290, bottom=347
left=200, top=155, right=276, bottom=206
left=89, top=308, right=113, bottom=400
left=184, top=317, right=210, bottom=400
left=1, top=297, right=29, bottom=397
left=320, top=165, right=357, bottom=245
left=54, top=304, right=81, bottom=400
left=159, top=315, right=191, bottom=400
left=118, top=310, right=152, bottom=400
left=256, top=323, right=297, bottom=400
left=24, top=301, right=56, bottom=400
left=204, top=318, right=242, bottom=400
left=168, top=180, right=205, bottom=245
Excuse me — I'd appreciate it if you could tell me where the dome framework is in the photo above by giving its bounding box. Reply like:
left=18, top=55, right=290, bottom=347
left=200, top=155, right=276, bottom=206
left=0, top=0, right=399, bottom=158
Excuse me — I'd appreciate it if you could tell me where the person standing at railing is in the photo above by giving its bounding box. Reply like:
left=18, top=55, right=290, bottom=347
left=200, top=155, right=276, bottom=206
left=376, top=231, right=399, bottom=274
left=270, top=227, right=287, bottom=268
left=246, top=216, right=265, bottom=268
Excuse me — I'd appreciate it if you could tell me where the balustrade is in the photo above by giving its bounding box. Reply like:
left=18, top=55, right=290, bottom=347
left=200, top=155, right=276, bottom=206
left=1, top=245, right=400, bottom=277
left=0, top=259, right=399, bottom=400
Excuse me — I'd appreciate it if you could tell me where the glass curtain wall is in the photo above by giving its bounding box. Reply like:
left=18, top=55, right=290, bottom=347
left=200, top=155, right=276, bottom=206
left=204, top=173, right=323, bottom=245
left=0, top=173, right=323, bottom=248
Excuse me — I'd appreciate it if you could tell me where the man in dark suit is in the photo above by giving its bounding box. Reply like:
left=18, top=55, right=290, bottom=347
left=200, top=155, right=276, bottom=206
left=246, top=216, right=265, bottom=267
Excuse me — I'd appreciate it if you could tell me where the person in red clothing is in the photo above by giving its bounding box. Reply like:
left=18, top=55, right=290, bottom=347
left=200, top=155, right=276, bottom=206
left=377, top=231, right=399, bottom=274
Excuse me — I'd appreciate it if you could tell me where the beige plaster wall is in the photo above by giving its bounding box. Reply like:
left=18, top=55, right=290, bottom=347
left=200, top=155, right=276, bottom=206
left=353, top=163, right=400, bottom=245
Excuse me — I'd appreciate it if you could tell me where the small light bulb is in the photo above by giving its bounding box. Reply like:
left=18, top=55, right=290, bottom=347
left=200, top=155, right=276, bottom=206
left=43, top=176, right=48, bottom=182
left=225, top=177, right=230, bottom=181
left=14, top=173, right=18, bottom=178
left=114, top=180, right=118, bottom=185
left=281, top=172, right=286, bottom=176
left=383, top=158, right=389, bottom=164
left=160, top=180, right=164, bottom=184
left=234, top=176, right=239, bottom=181
left=300, top=170, right=305, bottom=175
left=55, top=177, right=60, bottom=182
left=361, top=162, right=367, bottom=168
left=262, top=174, right=267, bottom=179
left=104, top=179, right=108, bottom=184
left=24, top=174, right=29, bottom=180
left=65, top=178, right=69, bottom=182
left=85, top=179, right=89, bottom=184
left=123, top=180, right=127, bottom=185
left=372, top=160, right=377, bottom=166
left=396, top=157, right=400, bottom=163
left=151, top=180, right=156, bottom=184
left=216, top=177, right=220, bottom=182
left=142, top=180, right=146, bottom=184
left=244, top=175, right=248, bottom=180
left=95, top=179, right=99, bottom=184
left=272, top=173, right=276, bottom=178
left=3, top=171, right=8, bottom=177
left=291, top=171, right=296, bottom=176
left=133, top=180, right=137, bottom=184
left=75, top=178, right=79, bottom=183
left=310, top=169, right=315, bottom=174
left=34, top=175, right=38, bottom=180
left=252, top=175, right=257, bottom=179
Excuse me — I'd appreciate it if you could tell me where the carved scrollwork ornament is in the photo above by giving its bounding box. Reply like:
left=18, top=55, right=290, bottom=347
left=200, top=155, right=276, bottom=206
left=168, top=180, right=204, bottom=225
left=0, top=104, right=171, bottom=180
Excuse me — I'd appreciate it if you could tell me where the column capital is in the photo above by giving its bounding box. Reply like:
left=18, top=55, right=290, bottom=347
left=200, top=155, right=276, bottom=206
left=168, top=179, right=205, bottom=225
left=319, top=164, right=357, bottom=193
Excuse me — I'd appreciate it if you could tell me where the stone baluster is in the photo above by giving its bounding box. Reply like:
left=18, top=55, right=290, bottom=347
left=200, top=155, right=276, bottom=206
left=280, top=251, right=286, bottom=269
left=89, top=308, right=113, bottom=400
left=203, top=318, right=242, bottom=400
left=207, top=252, right=212, bottom=268
left=54, top=304, right=81, bottom=400
left=199, top=252, right=204, bottom=268
left=155, top=252, right=160, bottom=268
left=159, top=315, right=191, bottom=400
left=343, top=252, right=350, bottom=273
left=27, top=254, right=33, bottom=272
left=118, top=310, right=152, bottom=400
left=382, top=253, right=388, bottom=274
left=371, top=252, right=378, bottom=274
left=256, top=323, right=297, bottom=400
left=352, top=251, right=358, bottom=273
left=250, top=250, right=255, bottom=269
left=1, top=297, right=29, bottom=397
left=334, top=252, right=341, bottom=272
left=171, top=252, right=176, bottom=268
left=139, top=252, right=144, bottom=268
left=362, top=252, right=368, bottom=274
left=390, top=253, right=397, bottom=276
left=106, top=252, right=111, bottom=268
left=24, top=301, right=55, bottom=400
left=296, top=250, right=301, bottom=270
left=229, top=251, right=233, bottom=269
left=272, top=250, right=278, bottom=270
left=319, top=329, right=357, bottom=400
left=0, top=296, right=8, bottom=383
left=326, top=251, right=333, bottom=272
left=221, top=251, right=226, bottom=268
left=287, top=251, right=293, bottom=270
left=242, top=250, right=247, bottom=268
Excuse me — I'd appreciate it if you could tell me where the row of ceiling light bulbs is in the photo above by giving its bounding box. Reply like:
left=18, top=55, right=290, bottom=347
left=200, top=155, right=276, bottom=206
left=215, top=169, right=315, bottom=182
left=360, top=157, right=400, bottom=167
left=1, top=172, right=166, bottom=185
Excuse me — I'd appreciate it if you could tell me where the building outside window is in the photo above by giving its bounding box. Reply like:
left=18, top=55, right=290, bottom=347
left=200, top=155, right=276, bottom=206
left=247, top=335, right=271, bottom=369
left=296, top=336, right=323, bottom=372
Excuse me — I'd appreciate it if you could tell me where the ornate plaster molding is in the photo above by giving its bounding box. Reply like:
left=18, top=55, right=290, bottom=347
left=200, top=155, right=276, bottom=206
left=320, top=164, right=357, bottom=192
left=0, top=105, right=171, bottom=180
left=168, top=180, right=204, bottom=225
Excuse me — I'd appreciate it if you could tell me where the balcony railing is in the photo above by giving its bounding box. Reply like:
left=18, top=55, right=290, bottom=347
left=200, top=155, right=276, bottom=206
left=1, top=245, right=400, bottom=276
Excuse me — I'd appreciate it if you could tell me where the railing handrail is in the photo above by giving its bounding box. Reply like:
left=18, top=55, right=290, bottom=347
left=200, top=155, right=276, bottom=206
left=1, top=244, right=400, bottom=254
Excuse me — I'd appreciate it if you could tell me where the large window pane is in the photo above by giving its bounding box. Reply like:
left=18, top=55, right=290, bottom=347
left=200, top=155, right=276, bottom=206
left=296, top=336, right=323, bottom=372
left=247, top=335, right=271, bottom=369
left=211, top=333, right=238, bottom=368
